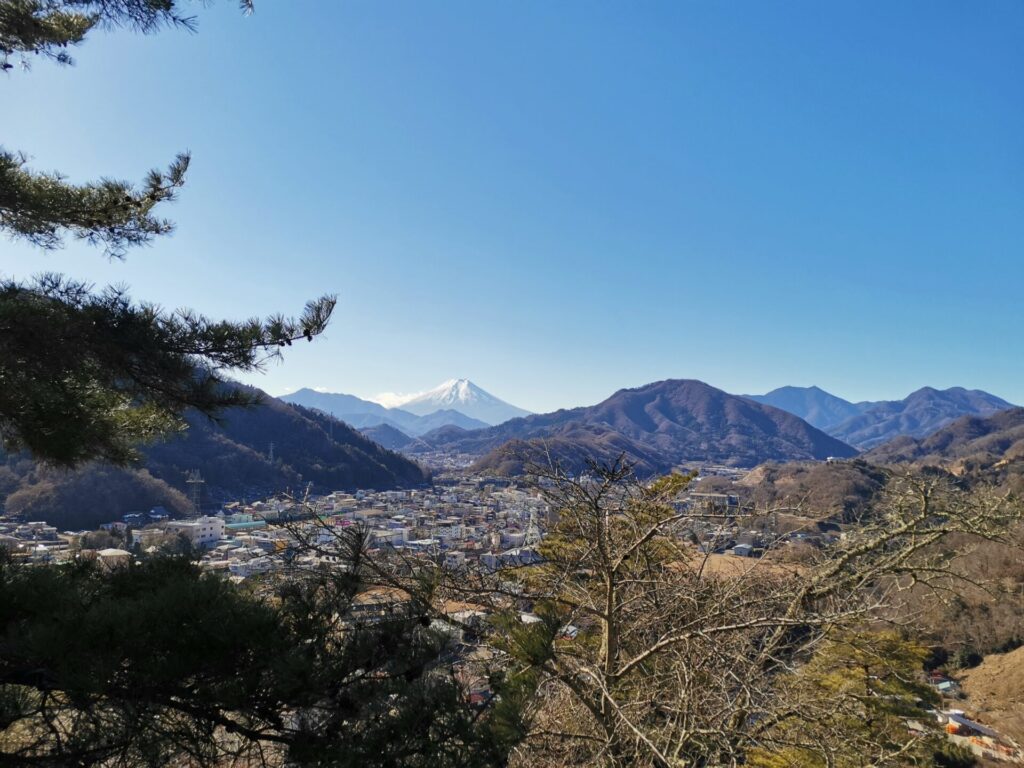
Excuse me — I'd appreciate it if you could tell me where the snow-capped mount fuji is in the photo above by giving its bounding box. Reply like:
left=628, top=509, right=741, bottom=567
left=376, top=379, right=531, bottom=426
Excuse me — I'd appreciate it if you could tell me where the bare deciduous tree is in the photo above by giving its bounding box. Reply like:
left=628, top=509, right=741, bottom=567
left=433, top=457, right=1021, bottom=767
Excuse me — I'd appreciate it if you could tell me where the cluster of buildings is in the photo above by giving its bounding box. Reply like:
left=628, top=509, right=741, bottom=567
left=4, top=469, right=1023, bottom=762
left=0, top=474, right=551, bottom=581
left=676, top=493, right=840, bottom=559
left=1, top=472, right=844, bottom=572
left=932, top=710, right=1022, bottom=763
left=183, top=477, right=550, bottom=580
left=904, top=706, right=1024, bottom=764
left=0, top=519, right=64, bottom=562
left=913, top=672, right=1023, bottom=763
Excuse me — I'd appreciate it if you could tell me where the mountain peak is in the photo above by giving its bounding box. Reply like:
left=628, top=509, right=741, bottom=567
left=829, top=387, right=1014, bottom=450
left=392, top=379, right=531, bottom=425
left=429, top=378, right=477, bottom=401
left=744, top=385, right=867, bottom=432
left=451, top=378, right=857, bottom=476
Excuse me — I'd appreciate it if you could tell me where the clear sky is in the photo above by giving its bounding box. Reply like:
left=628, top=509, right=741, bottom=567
left=3, top=1, right=1022, bottom=413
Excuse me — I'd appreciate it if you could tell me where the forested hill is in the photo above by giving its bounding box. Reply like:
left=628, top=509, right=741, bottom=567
left=436, top=379, right=857, bottom=475
left=863, top=407, right=1024, bottom=484
left=829, top=387, right=1013, bottom=449
left=0, top=387, right=429, bottom=530
left=144, top=387, right=429, bottom=498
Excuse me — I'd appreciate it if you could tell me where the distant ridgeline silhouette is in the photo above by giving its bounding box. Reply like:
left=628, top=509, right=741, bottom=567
left=747, top=385, right=1013, bottom=450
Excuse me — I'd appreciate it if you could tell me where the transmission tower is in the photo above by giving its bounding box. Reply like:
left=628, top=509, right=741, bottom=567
left=185, top=470, right=205, bottom=516
left=268, top=441, right=275, bottom=463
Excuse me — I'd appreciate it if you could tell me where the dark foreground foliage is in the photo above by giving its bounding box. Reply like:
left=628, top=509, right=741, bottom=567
left=0, top=546, right=508, bottom=767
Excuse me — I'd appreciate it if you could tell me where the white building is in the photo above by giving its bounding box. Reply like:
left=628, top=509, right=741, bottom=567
left=97, top=548, right=132, bottom=569
left=165, top=516, right=225, bottom=549
left=436, top=522, right=464, bottom=541
left=370, top=529, right=406, bottom=547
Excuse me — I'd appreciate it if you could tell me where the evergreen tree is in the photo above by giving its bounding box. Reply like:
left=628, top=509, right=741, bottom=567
left=0, top=7, right=494, bottom=765
left=1, top=1, right=253, bottom=71
left=0, top=537, right=498, bottom=767
left=0, top=0, right=335, bottom=466
left=747, top=632, right=942, bottom=768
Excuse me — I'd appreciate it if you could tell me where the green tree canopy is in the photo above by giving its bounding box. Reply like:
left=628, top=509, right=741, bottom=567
left=0, top=274, right=334, bottom=465
left=0, top=0, right=336, bottom=466
left=1, top=0, right=253, bottom=70
left=0, top=539, right=500, bottom=766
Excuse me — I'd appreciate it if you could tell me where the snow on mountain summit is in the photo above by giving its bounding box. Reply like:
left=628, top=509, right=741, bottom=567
left=424, top=379, right=482, bottom=407
left=374, top=379, right=530, bottom=426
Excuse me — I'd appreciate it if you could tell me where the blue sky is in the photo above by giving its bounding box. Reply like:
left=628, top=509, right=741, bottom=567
left=3, top=1, right=1022, bottom=413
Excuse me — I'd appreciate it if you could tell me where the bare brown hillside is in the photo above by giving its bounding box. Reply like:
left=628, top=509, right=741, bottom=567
left=961, top=645, right=1024, bottom=746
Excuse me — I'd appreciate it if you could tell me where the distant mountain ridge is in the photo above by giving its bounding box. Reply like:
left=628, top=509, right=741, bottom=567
left=282, top=380, right=526, bottom=434
left=281, top=388, right=490, bottom=436
left=863, top=407, right=1024, bottom=468
left=358, top=423, right=430, bottom=453
left=420, top=379, right=857, bottom=475
left=744, top=386, right=873, bottom=431
left=745, top=385, right=1014, bottom=450
left=828, top=387, right=1013, bottom=450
